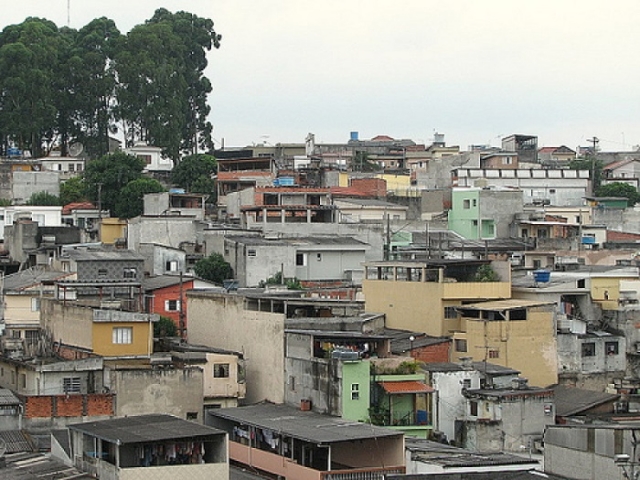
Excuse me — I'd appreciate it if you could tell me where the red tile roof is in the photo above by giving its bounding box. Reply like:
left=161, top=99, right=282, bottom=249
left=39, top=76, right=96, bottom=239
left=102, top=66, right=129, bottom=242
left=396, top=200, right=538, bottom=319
left=62, top=202, right=96, bottom=214
left=379, top=381, right=434, bottom=394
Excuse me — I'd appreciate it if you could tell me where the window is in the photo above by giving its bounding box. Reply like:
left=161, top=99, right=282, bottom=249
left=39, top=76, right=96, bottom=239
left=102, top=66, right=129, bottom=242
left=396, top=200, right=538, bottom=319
left=112, top=327, right=133, bottom=344
left=316, top=253, right=322, bottom=261
left=576, top=216, right=582, bottom=224
left=31, top=297, right=40, bottom=312
left=247, top=249, right=256, bottom=257
left=488, top=349, right=500, bottom=359
left=68, top=163, right=75, bottom=172
left=289, top=375, right=295, bottom=391
left=98, top=269, right=108, bottom=277
left=77, top=163, right=84, bottom=172
left=123, top=268, right=137, bottom=279
left=470, top=401, right=478, bottom=416
left=463, top=199, right=471, bottom=209
left=165, top=300, right=181, bottom=312
left=582, top=342, right=596, bottom=357
left=606, top=341, right=619, bottom=356
left=549, top=189, right=556, bottom=194
left=455, top=339, right=467, bottom=352
left=20, top=374, right=26, bottom=388
left=63, top=377, right=81, bottom=393
left=11, top=330, right=21, bottom=339
left=444, top=306, right=457, bottom=319
left=186, top=412, right=198, bottom=420
left=166, top=260, right=178, bottom=272
left=351, top=383, right=360, bottom=400
left=214, top=363, right=230, bottom=378
left=137, top=154, right=152, bottom=165
left=296, top=253, right=306, bottom=266
left=472, top=199, right=477, bottom=207
left=462, top=378, right=471, bottom=389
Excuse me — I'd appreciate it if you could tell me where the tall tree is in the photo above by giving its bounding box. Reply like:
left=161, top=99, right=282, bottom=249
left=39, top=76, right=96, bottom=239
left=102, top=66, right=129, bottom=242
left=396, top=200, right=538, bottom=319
left=115, top=9, right=221, bottom=161
left=0, top=18, right=61, bottom=157
left=83, top=151, right=145, bottom=215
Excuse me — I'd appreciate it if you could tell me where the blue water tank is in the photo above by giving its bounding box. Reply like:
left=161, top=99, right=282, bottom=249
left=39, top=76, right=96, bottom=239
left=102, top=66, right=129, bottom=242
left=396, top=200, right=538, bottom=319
left=350, top=131, right=359, bottom=141
left=533, top=269, right=551, bottom=283
left=169, top=188, right=185, bottom=194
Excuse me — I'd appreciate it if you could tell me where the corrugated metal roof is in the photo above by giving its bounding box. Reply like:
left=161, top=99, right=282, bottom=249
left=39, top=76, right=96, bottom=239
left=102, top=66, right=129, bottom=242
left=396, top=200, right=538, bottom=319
left=209, top=402, right=402, bottom=444
left=0, top=388, right=20, bottom=406
left=68, top=414, right=225, bottom=444
left=379, top=381, right=434, bottom=394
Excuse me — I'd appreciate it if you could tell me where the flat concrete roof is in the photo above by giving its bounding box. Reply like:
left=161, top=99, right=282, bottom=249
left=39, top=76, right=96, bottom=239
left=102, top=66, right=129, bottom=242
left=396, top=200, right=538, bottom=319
left=209, top=403, right=402, bottom=445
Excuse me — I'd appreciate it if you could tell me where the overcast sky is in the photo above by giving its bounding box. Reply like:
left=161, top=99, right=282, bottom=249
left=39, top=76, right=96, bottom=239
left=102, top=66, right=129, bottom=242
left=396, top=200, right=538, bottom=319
left=4, top=1, right=640, bottom=151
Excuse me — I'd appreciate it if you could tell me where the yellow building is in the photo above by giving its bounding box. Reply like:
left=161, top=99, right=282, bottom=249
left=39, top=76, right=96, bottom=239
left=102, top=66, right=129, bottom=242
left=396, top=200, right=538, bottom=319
left=41, top=299, right=155, bottom=358
left=452, top=299, right=558, bottom=387
left=100, top=217, right=127, bottom=245
left=362, top=260, right=511, bottom=337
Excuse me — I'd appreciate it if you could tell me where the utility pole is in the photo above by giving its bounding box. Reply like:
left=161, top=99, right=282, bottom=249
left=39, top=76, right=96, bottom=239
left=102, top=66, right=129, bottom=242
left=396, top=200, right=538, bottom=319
left=587, top=136, right=599, bottom=195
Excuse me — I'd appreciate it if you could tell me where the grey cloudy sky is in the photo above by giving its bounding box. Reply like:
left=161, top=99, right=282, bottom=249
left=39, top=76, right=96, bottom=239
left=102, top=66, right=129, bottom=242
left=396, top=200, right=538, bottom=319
left=4, top=1, right=640, bottom=151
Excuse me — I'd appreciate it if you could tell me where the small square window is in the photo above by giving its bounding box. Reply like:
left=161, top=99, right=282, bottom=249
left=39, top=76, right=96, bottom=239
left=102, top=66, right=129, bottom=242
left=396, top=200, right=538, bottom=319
left=165, top=260, right=178, bottom=272
left=165, top=300, right=181, bottom=312
left=606, top=341, right=619, bottom=355
left=112, top=327, right=133, bottom=344
left=463, top=199, right=470, bottom=209
left=98, top=269, right=108, bottom=277
left=123, top=268, right=137, bottom=279
left=214, top=363, right=230, bottom=378
left=31, top=297, right=40, bottom=312
left=316, top=253, right=322, bottom=261
left=488, top=349, right=499, bottom=359
left=296, top=253, right=306, bottom=266
left=582, top=342, right=596, bottom=357
left=444, top=306, right=457, bottom=319
left=247, top=249, right=256, bottom=257
left=455, top=339, right=467, bottom=352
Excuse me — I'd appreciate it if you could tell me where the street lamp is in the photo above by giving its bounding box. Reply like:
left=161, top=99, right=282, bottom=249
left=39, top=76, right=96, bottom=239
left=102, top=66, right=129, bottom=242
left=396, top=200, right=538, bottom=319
left=409, top=335, right=415, bottom=360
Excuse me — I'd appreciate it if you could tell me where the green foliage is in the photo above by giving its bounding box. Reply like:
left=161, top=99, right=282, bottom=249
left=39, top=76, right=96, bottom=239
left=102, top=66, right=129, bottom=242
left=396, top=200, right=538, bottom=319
left=0, top=198, right=11, bottom=207
left=569, top=156, right=603, bottom=191
left=114, top=178, right=165, bottom=219
left=371, top=361, right=418, bottom=375
left=194, top=253, right=232, bottom=285
left=26, top=191, right=61, bottom=206
left=351, top=151, right=382, bottom=172
left=474, top=264, right=500, bottom=282
left=258, top=271, right=303, bottom=290
left=154, top=315, right=178, bottom=337
left=0, top=11, right=219, bottom=160
left=171, top=153, right=217, bottom=202
left=595, top=182, right=640, bottom=206
left=60, top=176, right=87, bottom=205
left=83, top=151, right=145, bottom=215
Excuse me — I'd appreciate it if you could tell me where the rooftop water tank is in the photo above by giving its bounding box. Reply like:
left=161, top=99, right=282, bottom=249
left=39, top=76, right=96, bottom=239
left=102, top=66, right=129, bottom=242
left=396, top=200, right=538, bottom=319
left=533, top=269, right=551, bottom=283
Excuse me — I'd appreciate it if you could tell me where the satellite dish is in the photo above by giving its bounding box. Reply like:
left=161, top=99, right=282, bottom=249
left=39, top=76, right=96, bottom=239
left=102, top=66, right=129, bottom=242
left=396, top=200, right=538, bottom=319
left=69, top=143, right=84, bottom=157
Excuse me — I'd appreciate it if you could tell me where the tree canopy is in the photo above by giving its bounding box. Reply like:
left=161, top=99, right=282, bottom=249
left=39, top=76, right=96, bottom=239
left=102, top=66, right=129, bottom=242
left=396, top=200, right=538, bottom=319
left=194, top=253, right=232, bottom=285
left=114, top=177, right=165, bottom=218
left=0, top=10, right=221, bottom=161
left=170, top=153, right=217, bottom=201
left=595, top=182, right=640, bottom=206
left=83, top=151, right=146, bottom=216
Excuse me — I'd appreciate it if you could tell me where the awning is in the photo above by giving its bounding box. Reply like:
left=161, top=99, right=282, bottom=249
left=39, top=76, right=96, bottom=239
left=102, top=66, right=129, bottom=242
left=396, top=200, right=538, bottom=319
left=379, top=381, right=434, bottom=394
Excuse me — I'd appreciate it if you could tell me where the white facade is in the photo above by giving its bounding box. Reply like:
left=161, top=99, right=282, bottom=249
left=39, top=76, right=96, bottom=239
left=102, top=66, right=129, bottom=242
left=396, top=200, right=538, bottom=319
left=39, top=156, right=85, bottom=174
left=430, top=370, right=481, bottom=443
left=453, top=168, right=591, bottom=206
left=0, top=205, right=62, bottom=240
left=125, top=142, right=173, bottom=172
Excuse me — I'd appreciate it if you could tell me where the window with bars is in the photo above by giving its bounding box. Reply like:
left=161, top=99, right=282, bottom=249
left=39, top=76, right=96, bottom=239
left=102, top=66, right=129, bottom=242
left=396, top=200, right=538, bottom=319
left=112, top=327, right=133, bottom=344
left=351, top=383, right=360, bottom=400
left=165, top=300, right=181, bottom=312
left=214, top=363, right=230, bottom=378
left=63, top=377, right=81, bottom=393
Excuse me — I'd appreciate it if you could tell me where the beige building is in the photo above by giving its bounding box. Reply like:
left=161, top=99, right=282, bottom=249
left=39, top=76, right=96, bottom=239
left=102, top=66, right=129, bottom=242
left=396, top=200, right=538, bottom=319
left=452, top=300, right=558, bottom=387
left=187, top=291, right=285, bottom=404
left=362, top=259, right=511, bottom=337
